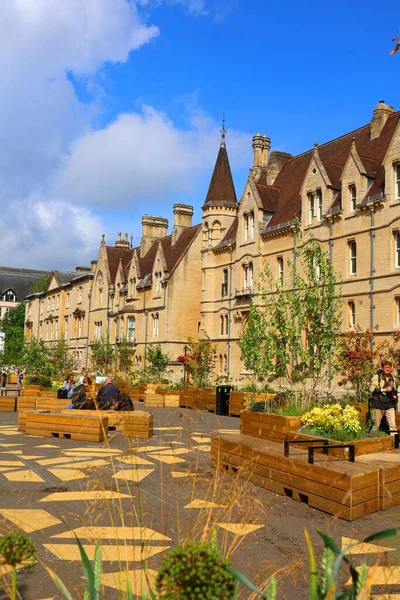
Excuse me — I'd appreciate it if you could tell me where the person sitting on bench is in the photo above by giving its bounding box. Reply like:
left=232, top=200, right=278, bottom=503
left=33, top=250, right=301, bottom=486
left=96, top=377, right=120, bottom=410
left=69, top=376, right=94, bottom=410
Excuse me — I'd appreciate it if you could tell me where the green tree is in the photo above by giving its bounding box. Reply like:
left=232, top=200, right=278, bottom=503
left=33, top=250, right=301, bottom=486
left=48, top=336, right=74, bottom=377
left=0, top=303, right=26, bottom=364
left=116, top=337, right=136, bottom=376
left=145, top=344, right=170, bottom=382
left=184, top=337, right=216, bottom=388
left=239, top=236, right=342, bottom=394
left=90, top=337, right=114, bottom=374
left=23, top=338, right=54, bottom=386
left=30, top=274, right=51, bottom=294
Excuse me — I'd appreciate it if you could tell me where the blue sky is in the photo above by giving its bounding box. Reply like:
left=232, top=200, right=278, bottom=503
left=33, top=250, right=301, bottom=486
left=0, top=0, right=398, bottom=269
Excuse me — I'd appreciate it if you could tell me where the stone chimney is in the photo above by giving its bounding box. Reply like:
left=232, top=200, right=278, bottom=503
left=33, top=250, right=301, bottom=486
left=91, top=260, right=97, bottom=272
left=252, top=133, right=270, bottom=167
left=267, top=150, right=293, bottom=185
left=140, top=216, right=168, bottom=256
left=172, top=204, right=193, bottom=246
left=75, top=266, right=91, bottom=274
left=370, top=100, right=394, bottom=139
left=115, top=232, right=130, bottom=249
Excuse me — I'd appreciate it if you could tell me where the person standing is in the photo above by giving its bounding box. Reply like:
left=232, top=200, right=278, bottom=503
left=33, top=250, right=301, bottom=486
left=1, top=366, right=7, bottom=388
left=370, top=360, right=398, bottom=435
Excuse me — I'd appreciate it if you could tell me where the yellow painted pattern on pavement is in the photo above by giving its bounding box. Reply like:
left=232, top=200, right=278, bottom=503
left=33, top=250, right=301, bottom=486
left=150, top=455, right=186, bottom=464
left=170, top=471, right=196, bottom=478
left=36, top=444, right=59, bottom=448
left=342, top=537, right=396, bottom=554
left=217, top=523, right=264, bottom=535
left=184, top=500, right=226, bottom=509
left=102, top=568, right=158, bottom=593
left=0, top=460, right=25, bottom=466
left=4, top=470, right=45, bottom=483
left=149, top=448, right=191, bottom=456
left=117, top=456, right=155, bottom=466
left=346, top=567, right=400, bottom=586
left=191, top=436, right=212, bottom=443
left=112, top=469, right=155, bottom=483
left=53, top=526, right=171, bottom=541
left=40, top=491, right=131, bottom=502
left=62, top=447, right=122, bottom=454
left=193, top=445, right=211, bottom=452
left=48, top=468, right=88, bottom=482
left=154, top=427, right=183, bottom=431
left=43, top=543, right=169, bottom=562
left=0, top=509, right=61, bottom=532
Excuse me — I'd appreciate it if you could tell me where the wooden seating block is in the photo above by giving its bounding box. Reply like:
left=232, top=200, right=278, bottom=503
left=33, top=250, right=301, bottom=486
left=211, top=433, right=380, bottom=521
left=62, top=409, right=138, bottom=431
left=20, top=386, right=42, bottom=396
left=357, top=450, right=400, bottom=510
left=18, top=410, right=50, bottom=431
left=144, top=394, right=164, bottom=407
left=17, top=396, right=37, bottom=411
left=25, top=412, right=108, bottom=442
left=36, top=398, right=71, bottom=411
left=0, top=397, right=17, bottom=412
left=122, top=412, right=153, bottom=439
left=163, top=394, right=180, bottom=407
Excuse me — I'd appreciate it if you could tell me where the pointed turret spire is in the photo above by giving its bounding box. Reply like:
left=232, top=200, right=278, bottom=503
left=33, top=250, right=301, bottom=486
left=220, top=115, right=226, bottom=148
left=202, top=130, right=237, bottom=209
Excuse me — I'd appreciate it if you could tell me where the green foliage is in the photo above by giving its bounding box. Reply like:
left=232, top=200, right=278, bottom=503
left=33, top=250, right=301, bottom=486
left=116, top=336, right=136, bottom=375
left=30, top=274, right=51, bottom=294
left=334, top=327, right=376, bottom=401
left=48, top=336, right=74, bottom=376
left=91, top=337, right=115, bottom=374
left=0, top=530, right=37, bottom=600
left=238, top=236, right=342, bottom=393
left=156, top=540, right=236, bottom=599
left=23, top=337, right=54, bottom=386
left=184, top=337, right=217, bottom=388
left=145, top=343, right=170, bottom=383
left=301, top=404, right=362, bottom=437
left=0, top=302, right=25, bottom=364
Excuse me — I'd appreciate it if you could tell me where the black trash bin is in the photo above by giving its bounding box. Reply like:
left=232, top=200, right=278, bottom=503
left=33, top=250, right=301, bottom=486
left=216, top=385, right=234, bottom=416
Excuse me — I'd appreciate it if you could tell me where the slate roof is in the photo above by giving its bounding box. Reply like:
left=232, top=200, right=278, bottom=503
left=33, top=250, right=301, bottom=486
left=0, top=267, right=50, bottom=301
left=203, top=145, right=237, bottom=208
left=262, top=111, right=400, bottom=229
left=105, top=247, right=133, bottom=282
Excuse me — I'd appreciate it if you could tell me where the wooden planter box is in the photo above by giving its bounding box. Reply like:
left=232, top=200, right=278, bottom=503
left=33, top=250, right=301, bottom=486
left=240, top=410, right=302, bottom=442
left=158, top=390, right=180, bottom=407
left=179, top=387, right=214, bottom=410
left=285, top=430, right=394, bottom=458
left=230, top=393, right=276, bottom=416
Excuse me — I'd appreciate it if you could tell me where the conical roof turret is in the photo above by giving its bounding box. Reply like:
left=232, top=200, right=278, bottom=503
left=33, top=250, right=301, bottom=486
left=202, top=133, right=237, bottom=209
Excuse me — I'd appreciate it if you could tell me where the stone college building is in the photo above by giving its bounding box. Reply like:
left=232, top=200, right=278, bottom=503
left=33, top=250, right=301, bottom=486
left=25, top=101, right=400, bottom=383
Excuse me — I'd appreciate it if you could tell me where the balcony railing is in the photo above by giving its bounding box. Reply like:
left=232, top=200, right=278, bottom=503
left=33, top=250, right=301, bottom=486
left=235, top=287, right=254, bottom=297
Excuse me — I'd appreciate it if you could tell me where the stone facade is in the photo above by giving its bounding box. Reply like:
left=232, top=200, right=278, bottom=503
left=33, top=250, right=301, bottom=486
left=25, top=101, right=400, bottom=383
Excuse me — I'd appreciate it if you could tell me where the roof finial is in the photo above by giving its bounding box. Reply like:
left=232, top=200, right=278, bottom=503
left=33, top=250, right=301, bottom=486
left=101, top=234, right=105, bottom=245
left=220, top=114, right=226, bottom=148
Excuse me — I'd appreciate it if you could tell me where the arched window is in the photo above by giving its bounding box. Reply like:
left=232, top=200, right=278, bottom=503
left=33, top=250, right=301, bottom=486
left=220, top=316, right=224, bottom=335
left=225, top=315, right=228, bottom=335
left=202, top=222, right=209, bottom=247
left=211, top=221, right=222, bottom=244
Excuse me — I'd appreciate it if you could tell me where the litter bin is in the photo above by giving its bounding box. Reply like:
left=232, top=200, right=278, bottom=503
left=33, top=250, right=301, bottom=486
left=216, top=385, right=234, bottom=416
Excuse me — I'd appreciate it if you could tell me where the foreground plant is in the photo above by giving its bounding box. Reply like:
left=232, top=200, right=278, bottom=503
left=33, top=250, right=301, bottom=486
left=0, top=530, right=37, bottom=600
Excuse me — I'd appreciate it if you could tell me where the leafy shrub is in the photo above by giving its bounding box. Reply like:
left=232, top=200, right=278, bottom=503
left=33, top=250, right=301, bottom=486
left=301, top=404, right=362, bottom=440
left=156, top=540, right=236, bottom=600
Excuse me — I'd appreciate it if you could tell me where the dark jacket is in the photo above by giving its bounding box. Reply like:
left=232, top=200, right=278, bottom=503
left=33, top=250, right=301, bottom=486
left=370, top=370, right=398, bottom=410
left=71, top=384, right=93, bottom=409
left=97, top=383, right=120, bottom=409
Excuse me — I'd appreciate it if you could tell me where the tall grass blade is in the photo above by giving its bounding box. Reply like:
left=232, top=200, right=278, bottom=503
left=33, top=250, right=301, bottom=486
left=227, top=566, right=268, bottom=598
left=304, top=529, right=319, bottom=600
left=44, top=566, right=74, bottom=600
left=75, top=535, right=96, bottom=599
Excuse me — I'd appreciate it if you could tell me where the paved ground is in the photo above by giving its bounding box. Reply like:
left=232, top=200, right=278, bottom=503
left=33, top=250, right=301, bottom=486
left=0, top=406, right=399, bottom=599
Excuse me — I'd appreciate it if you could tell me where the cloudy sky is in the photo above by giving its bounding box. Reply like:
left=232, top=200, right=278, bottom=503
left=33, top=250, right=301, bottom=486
left=0, top=0, right=398, bottom=269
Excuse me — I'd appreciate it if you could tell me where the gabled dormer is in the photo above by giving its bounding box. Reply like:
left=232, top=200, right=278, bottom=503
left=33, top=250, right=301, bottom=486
left=341, top=138, right=370, bottom=215
left=152, top=244, right=168, bottom=299
left=301, top=143, right=332, bottom=228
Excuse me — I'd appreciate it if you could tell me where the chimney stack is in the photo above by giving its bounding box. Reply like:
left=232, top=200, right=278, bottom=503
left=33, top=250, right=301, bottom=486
left=115, top=232, right=130, bottom=249
left=172, top=204, right=193, bottom=245
left=267, top=150, right=292, bottom=185
left=140, top=216, right=168, bottom=256
left=91, top=260, right=97, bottom=272
left=370, top=100, right=394, bottom=139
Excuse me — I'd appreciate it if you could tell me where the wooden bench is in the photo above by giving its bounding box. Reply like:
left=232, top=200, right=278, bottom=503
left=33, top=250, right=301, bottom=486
left=0, top=397, right=18, bottom=412
left=18, top=410, right=50, bottom=432
left=17, top=395, right=38, bottom=411
left=35, top=397, right=71, bottom=411
left=25, top=412, right=108, bottom=442
left=122, top=411, right=153, bottom=439
left=144, top=394, right=164, bottom=407
left=211, top=433, right=381, bottom=521
left=20, top=386, right=43, bottom=396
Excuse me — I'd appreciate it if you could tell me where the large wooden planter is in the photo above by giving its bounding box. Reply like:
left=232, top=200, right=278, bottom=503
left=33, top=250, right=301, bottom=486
left=240, top=410, right=302, bottom=442
left=241, top=410, right=394, bottom=457
left=230, top=393, right=276, bottom=416
left=179, top=387, right=213, bottom=410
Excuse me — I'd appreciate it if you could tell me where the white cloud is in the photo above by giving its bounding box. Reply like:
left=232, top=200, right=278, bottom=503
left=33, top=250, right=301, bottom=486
left=52, top=104, right=251, bottom=209
left=0, top=196, right=105, bottom=270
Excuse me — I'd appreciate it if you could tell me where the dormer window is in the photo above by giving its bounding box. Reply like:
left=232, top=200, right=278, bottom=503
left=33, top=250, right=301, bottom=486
left=308, top=193, right=315, bottom=224
left=317, top=189, right=322, bottom=221
left=2, top=289, right=16, bottom=302
left=396, top=164, right=400, bottom=200
left=244, top=212, right=254, bottom=241
left=349, top=185, right=357, bottom=212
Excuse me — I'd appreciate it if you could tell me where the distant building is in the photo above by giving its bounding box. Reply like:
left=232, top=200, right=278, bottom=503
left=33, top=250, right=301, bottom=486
left=24, top=101, right=400, bottom=382
left=0, top=266, right=49, bottom=321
